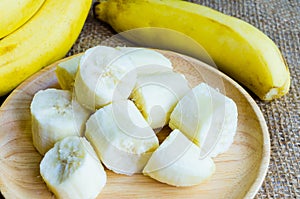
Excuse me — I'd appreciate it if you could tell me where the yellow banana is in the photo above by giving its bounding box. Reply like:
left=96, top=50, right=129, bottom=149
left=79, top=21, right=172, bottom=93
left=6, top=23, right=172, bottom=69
left=94, top=0, right=290, bottom=100
left=0, top=0, right=92, bottom=96
left=0, top=0, right=45, bottom=39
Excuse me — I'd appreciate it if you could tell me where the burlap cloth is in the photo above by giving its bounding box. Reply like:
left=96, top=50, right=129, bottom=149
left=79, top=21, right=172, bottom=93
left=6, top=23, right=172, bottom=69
left=0, top=0, right=299, bottom=198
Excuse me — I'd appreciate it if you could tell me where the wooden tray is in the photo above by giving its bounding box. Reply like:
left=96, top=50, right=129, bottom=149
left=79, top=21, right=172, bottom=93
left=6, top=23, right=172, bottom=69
left=0, top=50, right=270, bottom=199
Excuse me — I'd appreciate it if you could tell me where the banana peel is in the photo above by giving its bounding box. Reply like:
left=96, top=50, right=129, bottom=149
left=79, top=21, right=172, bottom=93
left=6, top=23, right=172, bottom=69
left=0, top=0, right=91, bottom=96
left=0, top=0, right=45, bottom=39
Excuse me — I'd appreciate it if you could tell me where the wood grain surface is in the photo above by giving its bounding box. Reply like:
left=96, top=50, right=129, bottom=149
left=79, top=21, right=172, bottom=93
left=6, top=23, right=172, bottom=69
left=0, top=50, right=270, bottom=199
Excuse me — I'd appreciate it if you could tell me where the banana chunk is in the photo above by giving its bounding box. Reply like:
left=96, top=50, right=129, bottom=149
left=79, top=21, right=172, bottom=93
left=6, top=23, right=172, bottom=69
left=40, top=136, right=106, bottom=199
left=74, top=46, right=136, bottom=110
left=143, top=129, right=215, bottom=187
left=85, top=100, right=159, bottom=175
left=30, top=88, right=90, bottom=155
left=56, top=55, right=82, bottom=90
left=58, top=47, right=172, bottom=91
left=117, top=47, right=173, bottom=70
left=131, top=71, right=190, bottom=129
left=169, top=83, right=238, bottom=157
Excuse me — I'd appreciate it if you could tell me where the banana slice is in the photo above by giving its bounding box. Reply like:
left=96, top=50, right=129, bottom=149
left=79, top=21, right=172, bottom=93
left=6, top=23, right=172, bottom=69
left=57, top=47, right=172, bottom=92
left=74, top=46, right=136, bottom=110
left=131, top=71, right=190, bottom=129
left=85, top=100, right=159, bottom=175
left=117, top=47, right=173, bottom=71
left=143, top=129, right=215, bottom=187
left=31, top=88, right=90, bottom=155
left=56, top=55, right=82, bottom=90
left=40, top=136, right=106, bottom=199
left=117, top=47, right=187, bottom=129
left=169, top=83, right=238, bottom=157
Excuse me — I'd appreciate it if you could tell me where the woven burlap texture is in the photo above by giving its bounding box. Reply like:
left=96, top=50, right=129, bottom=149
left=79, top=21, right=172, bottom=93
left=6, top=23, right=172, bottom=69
left=69, top=0, right=299, bottom=198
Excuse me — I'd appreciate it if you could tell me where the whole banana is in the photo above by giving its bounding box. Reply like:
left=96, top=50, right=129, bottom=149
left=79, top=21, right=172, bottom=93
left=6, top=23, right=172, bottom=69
left=94, top=0, right=290, bottom=100
left=0, top=0, right=45, bottom=39
left=0, top=0, right=92, bottom=96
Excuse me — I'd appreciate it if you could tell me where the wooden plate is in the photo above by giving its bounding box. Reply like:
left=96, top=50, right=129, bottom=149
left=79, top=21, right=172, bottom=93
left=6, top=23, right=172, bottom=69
left=0, top=50, right=270, bottom=199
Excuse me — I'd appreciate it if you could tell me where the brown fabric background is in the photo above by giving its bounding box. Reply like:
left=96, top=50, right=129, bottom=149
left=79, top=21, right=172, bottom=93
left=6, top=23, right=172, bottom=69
left=0, top=0, right=299, bottom=198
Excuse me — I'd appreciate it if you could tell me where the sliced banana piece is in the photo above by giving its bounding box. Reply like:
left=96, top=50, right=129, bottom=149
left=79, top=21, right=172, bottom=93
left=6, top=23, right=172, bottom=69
left=74, top=46, right=136, bottom=110
left=143, top=129, right=215, bottom=187
left=117, top=47, right=173, bottom=71
left=169, top=83, right=238, bottom=157
left=131, top=71, right=190, bottom=129
left=85, top=100, right=159, bottom=175
left=31, top=88, right=90, bottom=155
left=55, top=55, right=82, bottom=90
left=40, top=136, right=106, bottom=199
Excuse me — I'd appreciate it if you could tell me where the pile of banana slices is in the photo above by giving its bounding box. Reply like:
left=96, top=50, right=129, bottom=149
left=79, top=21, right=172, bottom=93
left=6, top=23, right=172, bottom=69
left=30, top=46, right=238, bottom=198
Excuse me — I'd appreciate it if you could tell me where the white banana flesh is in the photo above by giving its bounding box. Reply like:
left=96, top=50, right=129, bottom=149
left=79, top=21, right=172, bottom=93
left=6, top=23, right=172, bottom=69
left=85, top=100, right=159, bottom=175
left=57, top=47, right=172, bottom=91
left=143, top=129, right=215, bottom=187
left=56, top=55, right=82, bottom=90
left=117, top=47, right=173, bottom=72
left=30, top=89, right=90, bottom=155
left=169, top=83, right=238, bottom=157
left=40, top=136, right=106, bottom=199
left=131, top=71, right=190, bottom=129
left=74, top=46, right=136, bottom=110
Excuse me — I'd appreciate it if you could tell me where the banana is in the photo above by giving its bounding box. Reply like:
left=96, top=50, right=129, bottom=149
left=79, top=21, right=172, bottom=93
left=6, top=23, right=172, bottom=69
left=169, top=83, right=238, bottom=158
left=85, top=100, right=159, bottom=175
left=95, top=0, right=290, bottom=100
left=131, top=71, right=190, bottom=129
left=74, top=46, right=174, bottom=110
left=0, top=0, right=91, bottom=96
left=40, top=136, right=106, bottom=199
left=117, top=47, right=186, bottom=129
left=0, top=0, right=45, bottom=39
left=143, top=129, right=215, bottom=187
left=117, top=47, right=173, bottom=71
left=74, top=46, right=137, bottom=110
left=56, top=55, right=82, bottom=90
left=56, top=47, right=172, bottom=91
left=31, top=89, right=90, bottom=155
